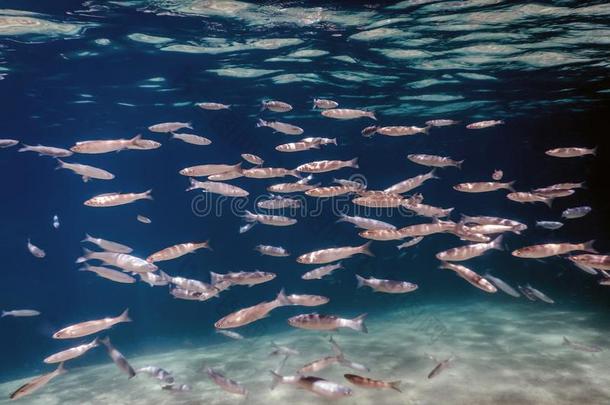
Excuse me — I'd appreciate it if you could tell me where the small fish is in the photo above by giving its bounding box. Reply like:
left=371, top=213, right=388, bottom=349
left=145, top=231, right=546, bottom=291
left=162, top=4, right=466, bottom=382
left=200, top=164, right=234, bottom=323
left=84, top=190, right=152, bottom=207
left=9, top=363, right=67, bottom=400
left=288, top=313, right=368, bottom=333
left=402, top=201, right=454, bottom=218
left=453, top=181, right=515, bottom=193
left=297, top=242, right=373, bottom=264
left=1, top=309, right=40, bottom=318
left=71, top=135, right=152, bottom=154
left=52, top=309, right=131, bottom=339
left=492, top=169, right=503, bottom=180
left=321, top=108, right=376, bottom=120
left=78, top=264, right=136, bottom=284
left=562, top=206, right=592, bottom=219
left=81, top=234, right=132, bottom=253
left=466, top=120, right=504, bottom=129
left=27, top=238, right=45, bottom=258
left=483, top=274, right=520, bottom=297
left=161, top=383, right=191, bottom=392
left=270, top=372, right=353, bottom=399
left=187, top=178, right=249, bottom=197
left=439, top=262, right=497, bottom=293
left=302, top=263, right=343, bottom=280
left=545, top=147, right=596, bottom=158
left=0, top=139, right=19, bottom=148
left=196, top=102, right=230, bottom=110
left=137, top=215, right=151, bottom=224
left=210, top=270, right=275, bottom=287
left=407, top=154, right=462, bottom=168
left=171, top=133, right=211, bottom=145
left=313, top=99, right=339, bottom=109
left=397, top=237, right=424, bottom=250
left=137, top=366, right=175, bottom=385
left=243, top=167, right=300, bottom=179
left=526, top=285, right=554, bottom=303
left=384, top=169, right=439, bottom=194
left=215, top=289, right=291, bottom=329
left=436, top=235, right=504, bottom=261
left=44, top=338, right=99, bottom=363
left=76, top=249, right=158, bottom=273
left=257, top=195, right=301, bottom=210
left=568, top=254, right=610, bottom=270
left=148, top=122, right=192, bottom=133
left=18, top=144, right=73, bottom=157
left=206, top=367, right=248, bottom=395
left=427, top=356, right=455, bottom=378
left=52, top=215, right=60, bottom=229
left=507, top=192, right=554, bottom=207
left=257, top=119, right=303, bottom=135
left=562, top=336, right=603, bottom=353
left=460, top=215, right=527, bottom=232
left=270, top=342, right=300, bottom=357
left=336, top=214, right=395, bottom=230
left=344, top=374, right=401, bottom=392
left=306, top=185, right=361, bottom=198
left=56, top=159, right=115, bottom=182
left=376, top=126, right=429, bottom=136
left=356, top=275, right=418, bottom=293
left=243, top=210, right=297, bottom=227
left=361, top=125, right=379, bottom=137
left=536, top=221, right=564, bottom=230
left=286, top=294, right=329, bottom=307
left=262, top=100, right=292, bottom=112
left=276, top=139, right=322, bottom=153
left=254, top=244, right=290, bottom=257
left=139, top=271, right=170, bottom=287
left=216, top=330, right=244, bottom=340
left=298, top=356, right=341, bottom=374
left=512, top=241, right=596, bottom=259
left=147, top=241, right=211, bottom=263
left=267, top=175, right=318, bottom=193
left=241, top=153, right=264, bottom=165
left=100, top=337, right=136, bottom=378
left=425, top=119, right=459, bottom=127
left=296, top=158, right=358, bottom=173
left=180, top=162, right=242, bottom=177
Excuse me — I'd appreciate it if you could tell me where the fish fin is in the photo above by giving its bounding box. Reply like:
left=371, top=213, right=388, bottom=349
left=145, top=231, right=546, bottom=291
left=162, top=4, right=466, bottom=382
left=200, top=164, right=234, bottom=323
left=1, top=311, right=6, bottom=318
left=429, top=168, right=440, bottom=180
left=91, top=337, right=100, bottom=347
left=351, top=313, right=368, bottom=333
left=592, top=146, right=597, bottom=156
left=506, top=180, right=516, bottom=193
left=17, top=144, right=32, bottom=152
left=390, top=381, right=402, bottom=392
left=256, top=118, right=267, bottom=128
left=349, top=157, right=359, bottom=169
left=355, top=274, right=366, bottom=289
left=335, top=214, right=348, bottom=224
left=81, top=233, right=93, bottom=244
left=359, top=241, right=375, bottom=257
left=143, top=189, right=153, bottom=200
left=203, top=240, right=212, bottom=251
left=289, top=170, right=302, bottom=179
left=55, top=159, right=66, bottom=170
left=210, top=271, right=221, bottom=285
left=129, top=134, right=142, bottom=144
left=118, top=308, right=132, bottom=323
left=276, top=288, right=292, bottom=306
left=186, top=178, right=198, bottom=192
left=82, top=176, right=90, bottom=183
left=491, top=235, right=504, bottom=251
left=366, top=111, right=377, bottom=121
left=455, top=160, right=464, bottom=170
left=186, top=122, right=193, bottom=130
left=422, top=125, right=431, bottom=135
left=269, top=370, right=283, bottom=390
left=75, top=247, right=93, bottom=263
left=542, top=197, right=554, bottom=208
left=329, top=336, right=343, bottom=356
left=583, top=240, right=597, bottom=254
left=56, top=362, right=67, bottom=375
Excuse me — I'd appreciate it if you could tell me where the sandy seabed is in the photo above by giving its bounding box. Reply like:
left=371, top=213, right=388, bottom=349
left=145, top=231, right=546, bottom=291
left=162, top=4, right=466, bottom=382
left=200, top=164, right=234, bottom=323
left=1, top=301, right=609, bottom=405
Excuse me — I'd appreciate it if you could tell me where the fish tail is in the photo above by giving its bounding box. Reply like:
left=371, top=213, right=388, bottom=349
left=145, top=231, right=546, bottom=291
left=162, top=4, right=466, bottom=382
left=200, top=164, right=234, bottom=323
left=1, top=311, right=6, bottom=318
left=81, top=233, right=93, bottom=244
left=582, top=240, right=597, bottom=254
left=422, top=125, right=431, bottom=134
left=256, top=118, right=267, bottom=128
left=55, top=158, right=66, bottom=170
left=349, top=157, right=359, bottom=169
left=242, top=210, right=257, bottom=222
left=351, top=313, right=368, bottom=333
left=269, top=370, right=283, bottom=390
left=118, top=308, right=132, bottom=323
left=592, top=146, right=598, bottom=156
left=77, top=263, right=91, bottom=272
left=91, top=337, right=100, bottom=347
left=542, top=196, right=554, bottom=208
left=331, top=138, right=338, bottom=145
left=289, top=170, right=302, bottom=179
left=491, top=235, right=504, bottom=251
left=276, top=288, right=292, bottom=306
left=355, top=274, right=366, bottom=289
left=143, top=189, right=153, bottom=200
left=210, top=271, right=221, bottom=285
left=366, top=111, right=377, bottom=121
left=17, top=144, right=31, bottom=152
left=335, top=214, right=348, bottom=224
left=186, top=178, right=198, bottom=191
left=56, top=362, right=67, bottom=375
left=329, top=336, right=343, bottom=356
left=359, top=241, right=375, bottom=257
left=75, top=247, right=94, bottom=263
left=129, top=134, right=142, bottom=145
left=201, top=240, right=212, bottom=251
left=389, top=380, right=402, bottom=392
left=429, top=168, right=440, bottom=180
left=455, top=160, right=464, bottom=170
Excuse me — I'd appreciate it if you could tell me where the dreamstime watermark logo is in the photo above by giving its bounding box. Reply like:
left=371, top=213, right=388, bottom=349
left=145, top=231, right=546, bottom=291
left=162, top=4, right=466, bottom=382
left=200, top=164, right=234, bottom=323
left=190, top=173, right=419, bottom=220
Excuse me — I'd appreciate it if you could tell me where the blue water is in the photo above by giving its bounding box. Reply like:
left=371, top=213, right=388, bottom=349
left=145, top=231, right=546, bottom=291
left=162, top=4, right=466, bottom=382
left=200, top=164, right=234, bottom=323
left=1, top=0, right=610, bottom=401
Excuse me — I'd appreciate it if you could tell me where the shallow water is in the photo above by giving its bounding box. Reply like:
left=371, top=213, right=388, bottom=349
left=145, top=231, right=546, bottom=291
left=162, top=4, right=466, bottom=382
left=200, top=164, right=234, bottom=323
left=1, top=0, right=610, bottom=403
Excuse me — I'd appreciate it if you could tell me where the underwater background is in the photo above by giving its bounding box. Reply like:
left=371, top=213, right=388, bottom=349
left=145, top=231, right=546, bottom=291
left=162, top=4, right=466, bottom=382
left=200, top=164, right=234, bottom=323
left=1, top=1, right=610, bottom=403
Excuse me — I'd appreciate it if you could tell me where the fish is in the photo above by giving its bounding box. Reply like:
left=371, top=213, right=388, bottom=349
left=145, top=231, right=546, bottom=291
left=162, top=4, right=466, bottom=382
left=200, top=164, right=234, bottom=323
left=120, top=138, right=160, bottom=150
left=179, top=162, right=242, bottom=177
left=302, top=137, right=337, bottom=146
left=70, top=135, right=150, bottom=154
left=466, top=120, right=504, bottom=129
left=52, top=309, right=131, bottom=339
left=257, top=195, right=301, bottom=210
left=384, top=169, right=439, bottom=194
left=306, top=185, right=361, bottom=198
left=297, top=242, right=374, bottom=264
left=84, top=190, right=152, bottom=207
left=321, top=108, right=376, bottom=120
left=147, top=241, right=212, bottom=263
left=355, top=275, right=418, bottom=293
left=298, top=356, right=341, bottom=374
left=55, top=159, right=115, bottom=182
left=148, top=122, right=192, bottom=133
left=9, top=362, right=67, bottom=400
left=512, top=241, right=596, bottom=259
left=425, top=119, right=459, bottom=127
left=286, top=294, right=329, bottom=307
left=208, top=171, right=244, bottom=181
left=44, top=337, right=99, bottom=363
left=241, top=153, right=264, bottom=165
left=402, top=201, right=454, bottom=218
left=287, top=313, right=368, bottom=333
left=492, top=169, right=503, bottom=180
left=526, top=285, right=554, bottom=303
left=302, top=262, right=343, bottom=280
left=137, top=215, right=151, bottom=224
left=206, top=367, right=248, bottom=396
left=27, top=238, right=45, bottom=258
left=257, top=119, right=303, bottom=135
left=171, top=133, right=212, bottom=145
left=439, top=262, right=497, bottom=293
left=343, top=374, right=401, bottom=392
left=214, top=289, right=291, bottom=329
left=210, top=271, right=276, bottom=287
left=376, top=125, right=429, bottom=136
left=243, top=210, right=297, bottom=227
left=99, top=337, right=136, bottom=378
left=81, top=234, right=132, bottom=253
left=196, top=102, right=230, bottom=110
left=216, top=330, right=245, bottom=340
left=18, top=144, right=73, bottom=157
left=453, top=181, right=515, bottom=193
left=270, top=342, right=300, bottom=357
left=161, top=383, right=191, bottom=392
left=533, top=189, right=575, bottom=198
left=336, top=214, right=396, bottom=230
left=139, top=271, right=170, bottom=287
left=361, top=125, right=379, bottom=137
left=451, top=222, right=491, bottom=243
left=313, top=99, right=339, bottom=109
left=170, top=277, right=219, bottom=294
left=407, top=154, right=463, bottom=168
left=397, top=237, right=424, bottom=250
left=533, top=182, right=585, bottom=192
left=170, top=287, right=220, bottom=302
left=562, top=336, right=603, bottom=353
left=0, top=139, right=18, bottom=148
left=483, top=274, right=520, bottom=297
left=275, top=139, right=322, bottom=153
left=460, top=215, right=527, bottom=232
left=427, top=356, right=455, bottom=378
left=329, top=337, right=369, bottom=372
left=255, top=245, right=290, bottom=257
left=270, top=372, right=353, bottom=399
left=562, top=206, right=592, bottom=219
left=137, top=366, right=175, bottom=385
left=536, top=221, right=564, bottom=230
left=436, top=235, right=504, bottom=261
left=76, top=249, right=158, bottom=273
left=261, top=100, right=292, bottom=112
left=518, top=285, right=538, bottom=301
left=1, top=309, right=40, bottom=318
left=78, top=264, right=136, bottom=284
left=296, top=158, right=358, bottom=173
left=187, top=178, right=249, bottom=197
left=567, top=254, right=610, bottom=270
left=243, top=167, right=301, bottom=179
left=507, top=192, right=554, bottom=207
left=352, top=192, right=404, bottom=208
left=545, top=147, right=596, bottom=158
left=570, top=260, right=598, bottom=275
left=267, top=175, right=318, bottom=193
left=460, top=223, right=521, bottom=235
left=52, top=215, right=60, bottom=229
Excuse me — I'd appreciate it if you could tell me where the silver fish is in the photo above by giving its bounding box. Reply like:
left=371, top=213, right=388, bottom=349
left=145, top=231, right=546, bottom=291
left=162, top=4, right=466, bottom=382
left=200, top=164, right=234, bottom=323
left=18, top=144, right=73, bottom=157
left=535, top=221, right=564, bottom=230
left=562, top=206, right=592, bottom=219
left=257, top=119, right=303, bottom=135
left=27, top=239, right=45, bottom=258
left=483, top=274, right=520, bottom=297
left=100, top=337, right=136, bottom=378
left=1, top=309, right=40, bottom=317
left=44, top=338, right=99, bottom=363
left=206, top=368, right=248, bottom=396
left=81, top=234, right=132, bottom=253
left=9, top=363, right=66, bottom=400
left=562, top=337, right=603, bottom=353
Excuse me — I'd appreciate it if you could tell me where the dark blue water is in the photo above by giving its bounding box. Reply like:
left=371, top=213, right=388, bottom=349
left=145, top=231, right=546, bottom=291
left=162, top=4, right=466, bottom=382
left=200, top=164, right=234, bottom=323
left=1, top=0, right=609, bottom=389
